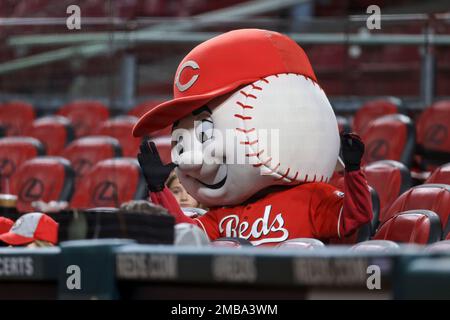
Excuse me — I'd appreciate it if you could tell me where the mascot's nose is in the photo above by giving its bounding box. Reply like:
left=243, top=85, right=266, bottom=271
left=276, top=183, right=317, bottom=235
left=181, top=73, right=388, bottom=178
left=176, top=150, right=203, bottom=172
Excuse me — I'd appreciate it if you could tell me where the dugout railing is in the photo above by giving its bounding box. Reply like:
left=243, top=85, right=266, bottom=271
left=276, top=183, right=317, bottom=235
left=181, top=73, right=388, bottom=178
left=1, top=239, right=449, bottom=299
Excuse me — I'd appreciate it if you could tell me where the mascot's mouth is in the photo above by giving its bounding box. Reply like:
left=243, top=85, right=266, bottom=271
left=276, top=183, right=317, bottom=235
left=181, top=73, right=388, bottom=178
left=195, top=175, right=227, bottom=189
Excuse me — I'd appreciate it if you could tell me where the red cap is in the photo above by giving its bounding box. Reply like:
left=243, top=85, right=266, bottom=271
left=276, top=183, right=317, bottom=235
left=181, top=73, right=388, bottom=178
left=0, top=217, right=14, bottom=234
left=133, top=28, right=316, bottom=136
left=0, top=212, right=58, bottom=245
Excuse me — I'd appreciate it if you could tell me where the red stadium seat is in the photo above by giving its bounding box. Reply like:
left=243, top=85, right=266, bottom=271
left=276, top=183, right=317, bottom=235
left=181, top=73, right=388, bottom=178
left=276, top=238, right=325, bottom=250
left=350, top=240, right=400, bottom=252
left=383, top=184, right=450, bottom=238
left=97, top=116, right=141, bottom=157
left=0, top=101, right=35, bottom=136
left=416, top=100, right=450, bottom=170
left=24, top=116, right=75, bottom=155
left=62, top=136, right=122, bottom=185
left=11, top=157, right=75, bottom=213
left=361, top=114, right=415, bottom=167
left=353, top=98, right=402, bottom=136
left=425, top=162, right=450, bottom=184
left=373, top=210, right=442, bottom=244
left=364, top=160, right=412, bottom=221
left=57, top=100, right=109, bottom=138
left=70, top=158, right=147, bottom=209
left=210, top=237, right=253, bottom=248
left=0, top=137, right=44, bottom=193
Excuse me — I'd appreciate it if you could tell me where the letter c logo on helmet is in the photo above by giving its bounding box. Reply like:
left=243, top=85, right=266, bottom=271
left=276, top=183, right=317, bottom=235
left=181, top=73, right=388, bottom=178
left=175, top=60, right=200, bottom=92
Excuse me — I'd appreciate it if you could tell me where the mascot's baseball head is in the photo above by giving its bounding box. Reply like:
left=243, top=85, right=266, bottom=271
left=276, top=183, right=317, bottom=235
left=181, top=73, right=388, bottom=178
left=133, top=29, right=340, bottom=207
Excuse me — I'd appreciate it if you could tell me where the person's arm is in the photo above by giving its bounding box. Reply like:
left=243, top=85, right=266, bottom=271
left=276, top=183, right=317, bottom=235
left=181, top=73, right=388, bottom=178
left=312, top=133, right=372, bottom=238
left=339, top=169, right=372, bottom=237
left=339, top=132, right=372, bottom=236
left=149, top=186, right=197, bottom=224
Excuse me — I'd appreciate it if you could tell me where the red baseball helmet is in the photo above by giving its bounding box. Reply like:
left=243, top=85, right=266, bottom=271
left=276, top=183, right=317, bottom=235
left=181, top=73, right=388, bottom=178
left=133, top=28, right=317, bottom=137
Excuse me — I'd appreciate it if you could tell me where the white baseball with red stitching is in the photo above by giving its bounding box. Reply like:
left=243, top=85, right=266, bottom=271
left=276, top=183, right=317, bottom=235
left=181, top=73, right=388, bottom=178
left=230, top=73, right=340, bottom=184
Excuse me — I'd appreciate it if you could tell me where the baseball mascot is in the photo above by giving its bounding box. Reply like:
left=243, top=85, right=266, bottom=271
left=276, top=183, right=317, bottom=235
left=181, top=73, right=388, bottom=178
left=133, top=29, right=372, bottom=246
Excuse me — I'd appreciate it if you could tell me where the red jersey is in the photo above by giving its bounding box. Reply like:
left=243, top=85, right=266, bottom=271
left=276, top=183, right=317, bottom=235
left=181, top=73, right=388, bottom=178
left=194, top=183, right=344, bottom=245
left=150, top=170, right=372, bottom=246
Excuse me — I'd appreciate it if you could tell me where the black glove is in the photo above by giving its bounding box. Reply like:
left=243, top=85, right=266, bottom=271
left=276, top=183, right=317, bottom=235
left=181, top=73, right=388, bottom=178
left=137, top=139, right=176, bottom=192
left=341, top=132, right=365, bottom=172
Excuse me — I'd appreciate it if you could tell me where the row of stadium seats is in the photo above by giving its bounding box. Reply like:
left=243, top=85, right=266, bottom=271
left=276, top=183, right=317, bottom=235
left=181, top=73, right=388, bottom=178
left=0, top=99, right=169, bottom=139
left=337, top=99, right=450, bottom=172
left=2, top=137, right=449, bottom=246
left=330, top=161, right=450, bottom=218
left=329, top=160, right=450, bottom=244
left=2, top=156, right=147, bottom=213
left=0, top=133, right=171, bottom=192
left=2, top=98, right=448, bottom=174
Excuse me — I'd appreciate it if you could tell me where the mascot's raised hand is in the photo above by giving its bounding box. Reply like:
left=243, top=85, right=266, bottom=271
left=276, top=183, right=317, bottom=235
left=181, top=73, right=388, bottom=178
left=341, top=132, right=365, bottom=172
left=137, top=140, right=176, bottom=192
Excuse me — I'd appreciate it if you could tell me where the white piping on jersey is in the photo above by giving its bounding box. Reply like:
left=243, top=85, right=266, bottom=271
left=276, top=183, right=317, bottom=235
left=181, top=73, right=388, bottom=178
left=337, top=206, right=343, bottom=239
left=194, top=218, right=211, bottom=240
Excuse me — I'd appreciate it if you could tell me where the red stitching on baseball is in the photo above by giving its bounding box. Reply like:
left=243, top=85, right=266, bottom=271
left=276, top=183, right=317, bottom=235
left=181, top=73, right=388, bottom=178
left=236, top=101, right=254, bottom=109
left=236, top=128, right=255, bottom=134
left=234, top=114, right=252, bottom=120
left=240, top=90, right=257, bottom=99
left=251, top=84, right=262, bottom=90
left=260, top=78, right=269, bottom=83
left=240, top=139, right=258, bottom=145
left=275, top=168, right=290, bottom=181
left=267, top=163, right=281, bottom=174
left=303, top=174, right=309, bottom=182
left=253, top=157, right=272, bottom=167
left=245, top=149, right=264, bottom=157
left=312, top=174, right=316, bottom=182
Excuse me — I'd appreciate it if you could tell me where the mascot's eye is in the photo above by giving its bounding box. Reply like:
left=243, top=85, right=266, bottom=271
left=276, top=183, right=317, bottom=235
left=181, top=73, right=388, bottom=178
left=195, top=118, right=214, bottom=143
